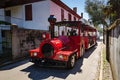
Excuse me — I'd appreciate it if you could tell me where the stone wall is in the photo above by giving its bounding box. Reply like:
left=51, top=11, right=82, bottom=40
left=11, top=25, right=48, bottom=59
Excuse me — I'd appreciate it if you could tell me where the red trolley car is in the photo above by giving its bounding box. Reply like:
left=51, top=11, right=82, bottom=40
left=29, top=16, right=97, bottom=69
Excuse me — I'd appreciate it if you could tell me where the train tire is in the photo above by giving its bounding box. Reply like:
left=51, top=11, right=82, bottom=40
left=67, top=54, right=76, bottom=69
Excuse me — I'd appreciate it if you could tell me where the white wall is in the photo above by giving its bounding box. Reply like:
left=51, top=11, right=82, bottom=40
left=5, top=6, right=24, bottom=27
left=5, top=6, right=23, bottom=19
left=0, top=9, right=4, bottom=16
left=50, top=1, right=61, bottom=21
left=0, top=9, right=5, bottom=21
left=4, top=0, right=50, bottom=30
left=1, top=0, right=79, bottom=30
left=23, top=0, right=50, bottom=30
left=50, top=1, right=79, bottom=21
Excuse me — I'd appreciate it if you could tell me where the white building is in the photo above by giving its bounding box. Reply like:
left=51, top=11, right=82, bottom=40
left=0, top=0, right=81, bottom=61
left=0, top=0, right=81, bottom=30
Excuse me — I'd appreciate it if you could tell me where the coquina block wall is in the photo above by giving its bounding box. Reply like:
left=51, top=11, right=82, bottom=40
left=11, top=25, right=47, bottom=59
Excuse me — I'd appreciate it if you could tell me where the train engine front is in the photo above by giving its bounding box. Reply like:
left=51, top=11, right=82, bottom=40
left=29, top=35, right=75, bottom=68
left=40, top=38, right=63, bottom=58
left=29, top=16, right=82, bottom=68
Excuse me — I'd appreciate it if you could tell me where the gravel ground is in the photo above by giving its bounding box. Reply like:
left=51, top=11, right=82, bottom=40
left=102, top=45, right=113, bottom=80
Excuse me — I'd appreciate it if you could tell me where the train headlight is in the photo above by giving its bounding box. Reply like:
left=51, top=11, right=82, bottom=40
left=33, top=52, right=37, bottom=56
left=59, top=54, right=63, bottom=59
left=59, top=54, right=68, bottom=61
left=42, top=34, right=46, bottom=38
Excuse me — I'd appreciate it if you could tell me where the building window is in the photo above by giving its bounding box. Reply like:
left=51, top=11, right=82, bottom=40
left=25, top=4, right=32, bottom=21
left=74, top=17, right=76, bottom=21
left=68, top=13, right=71, bottom=21
left=61, top=9, right=64, bottom=21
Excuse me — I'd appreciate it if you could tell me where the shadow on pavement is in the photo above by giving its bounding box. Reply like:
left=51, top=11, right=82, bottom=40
left=21, top=45, right=97, bottom=80
left=21, top=58, right=83, bottom=80
left=84, top=45, right=97, bottom=58
left=0, top=59, right=29, bottom=70
left=0, top=43, right=97, bottom=80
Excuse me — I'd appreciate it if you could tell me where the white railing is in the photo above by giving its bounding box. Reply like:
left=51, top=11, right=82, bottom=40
left=0, top=15, right=24, bottom=28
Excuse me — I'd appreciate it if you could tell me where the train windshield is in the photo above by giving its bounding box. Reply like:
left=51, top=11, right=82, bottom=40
left=54, top=21, right=80, bottom=37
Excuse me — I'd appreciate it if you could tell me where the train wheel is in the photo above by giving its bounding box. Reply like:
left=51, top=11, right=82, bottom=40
left=67, top=54, right=76, bottom=69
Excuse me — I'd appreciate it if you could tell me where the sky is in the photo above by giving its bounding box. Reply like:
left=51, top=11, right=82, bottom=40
left=61, top=0, right=89, bottom=20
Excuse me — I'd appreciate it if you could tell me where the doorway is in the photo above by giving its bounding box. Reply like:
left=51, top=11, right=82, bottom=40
left=0, top=29, right=12, bottom=65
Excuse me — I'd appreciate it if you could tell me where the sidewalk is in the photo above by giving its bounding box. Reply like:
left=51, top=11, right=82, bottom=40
left=66, top=42, right=104, bottom=80
left=99, top=43, right=113, bottom=80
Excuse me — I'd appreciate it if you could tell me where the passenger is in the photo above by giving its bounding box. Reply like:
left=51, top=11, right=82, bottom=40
left=67, top=29, right=70, bottom=36
left=62, top=30, right=64, bottom=36
left=70, top=29, right=74, bottom=36
left=83, top=33, right=85, bottom=36
left=73, top=30, right=77, bottom=36
left=88, top=33, right=91, bottom=37
left=70, top=29, right=77, bottom=36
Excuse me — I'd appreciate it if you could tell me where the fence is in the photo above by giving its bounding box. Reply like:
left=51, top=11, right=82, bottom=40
left=106, top=19, right=120, bottom=80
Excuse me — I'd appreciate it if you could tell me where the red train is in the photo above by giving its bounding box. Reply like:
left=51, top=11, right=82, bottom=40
left=29, top=16, right=97, bottom=69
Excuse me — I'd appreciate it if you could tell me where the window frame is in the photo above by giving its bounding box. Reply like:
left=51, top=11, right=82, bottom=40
left=25, top=4, right=32, bottom=21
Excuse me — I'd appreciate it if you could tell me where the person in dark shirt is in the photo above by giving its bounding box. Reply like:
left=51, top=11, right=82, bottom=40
left=70, top=29, right=77, bottom=36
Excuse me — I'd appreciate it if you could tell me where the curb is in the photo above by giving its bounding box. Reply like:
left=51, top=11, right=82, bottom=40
left=99, top=44, right=104, bottom=80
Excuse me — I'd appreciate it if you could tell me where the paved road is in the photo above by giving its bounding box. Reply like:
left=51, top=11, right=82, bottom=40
left=0, top=42, right=102, bottom=80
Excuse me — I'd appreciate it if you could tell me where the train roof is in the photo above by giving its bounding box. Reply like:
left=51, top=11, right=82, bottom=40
left=55, top=21, right=96, bottom=31
left=55, top=21, right=81, bottom=27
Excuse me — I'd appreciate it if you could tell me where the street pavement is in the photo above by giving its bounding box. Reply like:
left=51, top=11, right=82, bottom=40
left=0, top=42, right=103, bottom=80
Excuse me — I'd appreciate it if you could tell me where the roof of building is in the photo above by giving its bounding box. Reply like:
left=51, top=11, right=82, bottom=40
left=0, top=0, right=45, bottom=8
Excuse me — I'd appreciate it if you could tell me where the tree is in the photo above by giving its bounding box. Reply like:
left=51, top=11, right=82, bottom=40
left=103, top=0, right=120, bottom=24
left=109, top=0, right=120, bottom=19
left=85, top=0, right=108, bottom=27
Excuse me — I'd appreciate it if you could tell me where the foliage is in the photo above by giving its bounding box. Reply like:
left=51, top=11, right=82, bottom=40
left=85, top=0, right=107, bottom=27
left=96, top=25, right=103, bottom=33
left=85, top=0, right=108, bottom=35
left=103, top=0, right=120, bottom=24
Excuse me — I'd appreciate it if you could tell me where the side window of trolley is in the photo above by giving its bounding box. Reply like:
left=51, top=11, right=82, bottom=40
left=67, top=28, right=78, bottom=36
left=54, top=25, right=59, bottom=37
left=54, top=25, right=67, bottom=37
